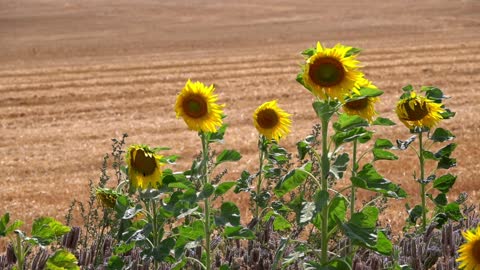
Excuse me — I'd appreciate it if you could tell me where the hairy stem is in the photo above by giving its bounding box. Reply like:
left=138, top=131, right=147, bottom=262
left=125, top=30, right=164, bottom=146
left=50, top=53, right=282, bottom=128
left=419, top=132, right=427, bottom=231
left=320, top=117, right=330, bottom=264
left=201, top=133, right=212, bottom=270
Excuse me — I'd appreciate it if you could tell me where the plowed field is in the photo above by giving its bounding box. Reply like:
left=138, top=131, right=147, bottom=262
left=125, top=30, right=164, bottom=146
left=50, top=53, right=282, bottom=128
left=1, top=0, right=479, bottom=231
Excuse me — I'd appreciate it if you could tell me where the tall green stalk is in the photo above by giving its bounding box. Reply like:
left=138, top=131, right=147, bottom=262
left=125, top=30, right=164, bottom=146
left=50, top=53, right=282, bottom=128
left=348, top=139, right=358, bottom=254
left=255, top=136, right=267, bottom=220
left=418, top=132, right=427, bottom=231
left=320, top=117, right=330, bottom=264
left=200, top=133, right=212, bottom=270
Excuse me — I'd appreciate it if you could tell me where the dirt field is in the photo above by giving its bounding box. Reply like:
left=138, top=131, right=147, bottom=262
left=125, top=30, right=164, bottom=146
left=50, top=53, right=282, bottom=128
left=1, top=0, right=479, bottom=232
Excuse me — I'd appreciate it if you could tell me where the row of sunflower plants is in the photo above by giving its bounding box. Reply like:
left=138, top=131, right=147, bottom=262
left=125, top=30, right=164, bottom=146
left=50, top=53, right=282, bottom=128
left=1, top=41, right=478, bottom=270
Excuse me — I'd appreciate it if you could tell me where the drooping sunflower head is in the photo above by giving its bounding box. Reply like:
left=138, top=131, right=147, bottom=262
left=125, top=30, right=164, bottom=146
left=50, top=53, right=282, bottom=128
left=253, top=100, right=292, bottom=141
left=457, top=226, right=480, bottom=269
left=395, top=90, right=444, bottom=131
left=302, top=42, right=364, bottom=101
left=342, top=79, right=382, bottom=123
left=126, top=144, right=164, bottom=190
left=175, top=79, right=224, bottom=133
left=96, top=188, right=121, bottom=209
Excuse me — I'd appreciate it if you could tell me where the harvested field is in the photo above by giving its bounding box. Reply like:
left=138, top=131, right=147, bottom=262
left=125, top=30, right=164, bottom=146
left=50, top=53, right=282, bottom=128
left=1, top=0, right=479, bottom=234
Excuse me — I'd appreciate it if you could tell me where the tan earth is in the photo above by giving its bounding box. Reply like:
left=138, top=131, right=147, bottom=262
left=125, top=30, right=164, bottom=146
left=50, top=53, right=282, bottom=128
left=1, top=0, right=479, bottom=235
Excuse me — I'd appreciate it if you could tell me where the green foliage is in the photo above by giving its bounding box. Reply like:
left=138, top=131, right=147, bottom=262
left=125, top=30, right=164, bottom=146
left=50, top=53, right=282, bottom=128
left=31, top=217, right=71, bottom=246
left=274, top=162, right=312, bottom=197
left=351, top=164, right=407, bottom=198
left=46, top=250, right=80, bottom=270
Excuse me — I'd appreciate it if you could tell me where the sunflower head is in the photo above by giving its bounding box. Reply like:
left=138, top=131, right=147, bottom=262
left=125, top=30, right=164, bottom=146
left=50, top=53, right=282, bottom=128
left=342, top=79, right=382, bottom=123
left=126, top=144, right=164, bottom=191
left=96, top=188, right=121, bottom=208
left=457, top=226, right=480, bottom=269
left=175, top=79, right=224, bottom=133
left=395, top=88, right=445, bottom=131
left=300, top=42, right=364, bottom=101
left=253, top=100, right=292, bottom=141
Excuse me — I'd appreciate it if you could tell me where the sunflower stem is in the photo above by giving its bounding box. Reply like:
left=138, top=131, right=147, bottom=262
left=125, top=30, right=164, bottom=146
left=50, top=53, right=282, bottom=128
left=419, top=132, right=427, bottom=232
left=348, top=139, right=358, bottom=255
left=200, top=133, right=212, bottom=270
left=255, top=136, right=267, bottom=222
left=320, top=116, right=330, bottom=264
left=151, top=199, right=159, bottom=270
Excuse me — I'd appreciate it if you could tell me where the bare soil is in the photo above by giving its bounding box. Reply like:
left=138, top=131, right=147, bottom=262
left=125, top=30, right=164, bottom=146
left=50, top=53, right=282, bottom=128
left=1, top=0, right=479, bottom=233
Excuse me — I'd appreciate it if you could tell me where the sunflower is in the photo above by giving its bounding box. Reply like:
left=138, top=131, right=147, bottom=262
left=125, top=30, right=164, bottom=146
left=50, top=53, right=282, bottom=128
left=96, top=188, right=121, bottom=208
left=126, top=144, right=164, bottom=190
left=396, top=91, right=444, bottom=130
left=175, top=79, right=224, bottom=133
left=253, top=100, right=291, bottom=141
left=342, top=79, right=380, bottom=123
left=303, top=42, right=363, bottom=101
left=457, top=226, right=480, bottom=270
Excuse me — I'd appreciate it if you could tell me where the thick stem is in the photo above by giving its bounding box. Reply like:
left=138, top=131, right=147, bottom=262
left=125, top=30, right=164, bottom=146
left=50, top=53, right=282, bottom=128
left=348, top=139, right=358, bottom=254
left=255, top=136, right=267, bottom=220
left=419, top=132, right=427, bottom=231
left=201, top=133, right=212, bottom=270
left=151, top=200, right=159, bottom=269
left=15, top=233, right=24, bottom=270
left=320, top=117, right=330, bottom=264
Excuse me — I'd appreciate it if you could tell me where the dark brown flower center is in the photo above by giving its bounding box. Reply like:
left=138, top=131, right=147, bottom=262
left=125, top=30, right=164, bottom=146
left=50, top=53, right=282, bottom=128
left=345, top=98, right=369, bottom=110
left=183, top=95, right=208, bottom=118
left=472, top=239, right=480, bottom=264
left=308, top=57, right=345, bottom=87
left=403, top=100, right=429, bottom=121
left=257, top=109, right=279, bottom=129
left=132, top=149, right=157, bottom=176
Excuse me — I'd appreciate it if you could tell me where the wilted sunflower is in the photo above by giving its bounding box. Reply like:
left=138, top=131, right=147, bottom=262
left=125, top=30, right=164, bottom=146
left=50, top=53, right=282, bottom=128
left=303, top=42, right=363, bottom=101
left=126, top=145, right=164, bottom=190
left=396, top=91, right=444, bottom=130
left=96, top=188, right=121, bottom=208
left=175, top=79, right=224, bottom=133
left=342, top=79, right=380, bottom=123
left=457, top=226, right=480, bottom=270
left=253, top=100, right=291, bottom=141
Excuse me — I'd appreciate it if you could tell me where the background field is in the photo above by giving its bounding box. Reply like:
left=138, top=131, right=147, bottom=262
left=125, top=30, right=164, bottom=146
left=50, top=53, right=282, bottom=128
left=1, top=0, right=479, bottom=233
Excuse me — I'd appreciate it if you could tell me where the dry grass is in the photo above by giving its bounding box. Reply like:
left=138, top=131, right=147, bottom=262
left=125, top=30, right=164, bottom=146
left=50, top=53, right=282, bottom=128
left=0, top=0, right=479, bottom=239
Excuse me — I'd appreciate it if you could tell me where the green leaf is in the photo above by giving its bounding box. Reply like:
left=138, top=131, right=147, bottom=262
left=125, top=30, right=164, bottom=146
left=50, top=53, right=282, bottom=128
left=274, top=163, right=312, bottom=197
left=46, top=249, right=79, bottom=270
left=177, top=220, right=204, bottom=240
left=263, top=211, right=292, bottom=231
left=0, top=213, right=23, bottom=237
left=437, top=157, right=457, bottom=169
left=357, top=86, right=383, bottom=97
left=374, top=139, right=394, bottom=149
left=327, top=196, right=347, bottom=233
left=214, top=182, right=236, bottom=197
left=300, top=202, right=316, bottom=224
left=113, top=242, right=135, bottom=255
left=422, top=86, right=448, bottom=102
left=313, top=100, right=340, bottom=121
left=372, top=149, right=398, bottom=161
left=372, top=117, right=396, bottom=126
left=268, top=144, right=289, bottom=165
left=253, top=191, right=271, bottom=208
left=153, top=237, right=175, bottom=262
left=297, top=140, right=311, bottom=160
left=208, top=124, right=228, bottom=143
left=407, top=205, right=423, bottom=224
left=215, top=202, right=241, bottom=226
left=334, top=113, right=369, bottom=132
left=433, top=193, right=448, bottom=206
left=122, top=205, right=143, bottom=220
left=374, top=231, right=393, bottom=255
left=330, top=153, right=350, bottom=179
left=234, top=170, right=254, bottom=193
left=351, top=164, right=407, bottom=198
left=216, top=150, right=242, bottom=165
left=333, top=127, right=371, bottom=147
left=433, top=174, right=457, bottom=193
left=107, top=256, right=124, bottom=270
left=402, top=85, right=414, bottom=92
left=422, top=150, right=438, bottom=160
left=430, top=128, right=455, bottom=142
left=435, top=143, right=457, bottom=158
left=31, top=217, right=71, bottom=245
left=223, top=226, right=255, bottom=239
left=198, top=183, right=215, bottom=200
left=296, top=72, right=306, bottom=88
left=445, top=202, right=462, bottom=221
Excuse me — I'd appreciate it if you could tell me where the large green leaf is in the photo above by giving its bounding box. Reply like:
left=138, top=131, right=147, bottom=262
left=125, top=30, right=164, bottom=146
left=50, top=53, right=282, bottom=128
left=430, top=128, right=455, bottom=142
left=46, top=249, right=79, bottom=270
left=333, top=127, right=372, bottom=147
left=152, top=237, right=175, bottom=262
left=214, top=182, right=236, bottom=198
left=0, top=213, right=23, bottom=237
left=351, top=164, right=407, bottom=198
left=274, top=163, right=312, bottom=197
left=372, top=149, right=398, bottom=161
left=215, top=150, right=242, bottom=165
left=313, top=100, right=341, bottom=121
left=372, top=117, right=396, bottom=126
left=330, top=153, right=350, bottom=179
left=434, top=143, right=457, bottom=159
left=374, top=139, right=395, bottom=149
left=340, top=207, right=379, bottom=250
left=234, top=170, right=254, bottom=193
left=107, top=256, right=124, bottom=270
left=263, top=211, right=292, bottom=231
left=177, top=220, right=204, bottom=240
left=333, top=114, right=369, bottom=132
left=223, top=226, right=255, bottom=239
left=31, top=217, right=71, bottom=245
left=215, top=202, right=240, bottom=226
left=433, top=174, right=457, bottom=193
